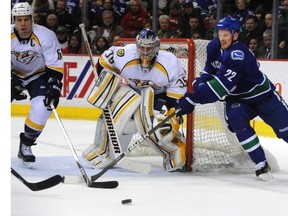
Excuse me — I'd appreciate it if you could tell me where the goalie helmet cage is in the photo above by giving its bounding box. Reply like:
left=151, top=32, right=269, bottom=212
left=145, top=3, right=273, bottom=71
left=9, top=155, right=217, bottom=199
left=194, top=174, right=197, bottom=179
left=116, top=38, right=279, bottom=173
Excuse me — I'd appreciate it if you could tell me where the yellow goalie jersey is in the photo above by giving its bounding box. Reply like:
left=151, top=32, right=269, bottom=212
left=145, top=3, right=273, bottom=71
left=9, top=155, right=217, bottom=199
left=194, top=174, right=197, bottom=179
left=11, top=24, right=63, bottom=85
left=98, top=44, right=187, bottom=100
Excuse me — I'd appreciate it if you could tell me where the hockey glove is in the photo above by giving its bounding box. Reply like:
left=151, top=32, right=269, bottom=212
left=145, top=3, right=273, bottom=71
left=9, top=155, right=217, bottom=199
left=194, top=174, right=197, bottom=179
left=11, top=78, right=27, bottom=102
left=44, top=77, right=62, bottom=110
left=192, top=72, right=213, bottom=91
left=175, top=92, right=197, bottom=116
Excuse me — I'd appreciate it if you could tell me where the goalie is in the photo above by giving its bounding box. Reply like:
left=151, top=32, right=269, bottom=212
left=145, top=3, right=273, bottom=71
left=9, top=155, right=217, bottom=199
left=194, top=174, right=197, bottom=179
left=83, top=29, right=187, bottom=172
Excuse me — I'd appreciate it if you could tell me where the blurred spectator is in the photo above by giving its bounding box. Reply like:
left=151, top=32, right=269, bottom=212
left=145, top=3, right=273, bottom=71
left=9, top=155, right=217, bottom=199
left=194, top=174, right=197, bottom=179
left=120, top=0, right=150, bottom=37
left=168, top=0, right=182, bottom=32
left=112, top=35, right=122, bottom=46
left=239, top=15, right=263, bottom=46
left=33, top=12, right=45, bottom=26
left=191, top=31, right=202, bottom=40
left=66, top=0, right=82, bottom=27
left=232, top=0, right=255, bottom=25
left=95, top=10, right=126, bottom=46
left=89, top=0, right=105, bottom=29
left=182, top=14, right=205, bottom=38
left=279, top=0, right=288, bottom=34
left=157, top=15, right=178, bottom=38
left=52, top=0, right=75, bottom=33
left=179, top=1, right=203, bottom=37
left=112, top=0, right=128, bottom=18
left=56, top=26, right=69, bottom=50
left=248, top=37, right=261, bottom=58
left=45, top=13, right=59, bottom=32
left=32, top=0, right=55, bottom=13
left=258, top=29, right=272, bottom=59
left=142, top=17, right=152, bottom=29
left=278, top=32, right=288, bottom=59
left=192, top=0, right=217, bottom=19
left=264, top=12, right=273, bottom=30
left=102, top=0, right=123, bottom=25
left=203, top=8, right=217, bottom=39
left=91, top=36, right=110, bottom=55
left=157, top=0, right=169, bottom=16
left=62, top=33, right=82, bottom=54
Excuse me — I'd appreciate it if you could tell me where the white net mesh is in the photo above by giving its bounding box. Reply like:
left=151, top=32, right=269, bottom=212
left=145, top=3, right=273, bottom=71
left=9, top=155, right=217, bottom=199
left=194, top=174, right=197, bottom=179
left=119, top=38, right=279, bottom=173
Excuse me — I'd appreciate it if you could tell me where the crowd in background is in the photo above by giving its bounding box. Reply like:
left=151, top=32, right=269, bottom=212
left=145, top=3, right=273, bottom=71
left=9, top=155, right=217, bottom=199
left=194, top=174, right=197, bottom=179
left=11, top=0, right=288, bottom=59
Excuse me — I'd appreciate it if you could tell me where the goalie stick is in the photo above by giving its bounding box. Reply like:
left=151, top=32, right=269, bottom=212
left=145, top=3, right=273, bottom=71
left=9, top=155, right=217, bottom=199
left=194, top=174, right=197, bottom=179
left=51, top=104, right=118, bottom=189
left=11, top=168, right=62, bottom=191
left=91, top=108, right=180, bottom=182
left=79, top=23, right=152, bottom=174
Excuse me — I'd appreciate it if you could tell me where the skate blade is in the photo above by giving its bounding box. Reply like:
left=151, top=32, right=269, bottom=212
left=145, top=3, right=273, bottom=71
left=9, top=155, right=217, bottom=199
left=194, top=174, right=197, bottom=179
left=258, top=171, right=273, bottom=181
left=19, top=160, right=34, bottom=169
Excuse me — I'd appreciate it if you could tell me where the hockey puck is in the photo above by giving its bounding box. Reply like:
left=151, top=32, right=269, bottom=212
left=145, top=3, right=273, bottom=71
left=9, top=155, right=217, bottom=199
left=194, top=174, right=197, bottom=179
left=121, top=199, right=132, bottom=204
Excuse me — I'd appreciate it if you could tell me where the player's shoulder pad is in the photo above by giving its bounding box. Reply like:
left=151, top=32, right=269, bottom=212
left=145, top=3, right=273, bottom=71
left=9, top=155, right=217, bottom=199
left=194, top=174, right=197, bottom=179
left=115, top=44, right=136, bottom=57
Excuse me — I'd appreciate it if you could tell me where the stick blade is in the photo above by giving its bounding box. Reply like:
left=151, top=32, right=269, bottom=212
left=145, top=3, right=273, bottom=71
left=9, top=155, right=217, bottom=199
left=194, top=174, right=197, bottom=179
left=89, top=180, right=119, bottom=189
left=27, top=175, right=63, bottom=191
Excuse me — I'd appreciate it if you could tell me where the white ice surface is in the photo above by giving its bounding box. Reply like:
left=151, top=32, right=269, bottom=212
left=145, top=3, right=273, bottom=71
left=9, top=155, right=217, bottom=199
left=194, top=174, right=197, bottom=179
left=10, top=117, right=288, bottom=216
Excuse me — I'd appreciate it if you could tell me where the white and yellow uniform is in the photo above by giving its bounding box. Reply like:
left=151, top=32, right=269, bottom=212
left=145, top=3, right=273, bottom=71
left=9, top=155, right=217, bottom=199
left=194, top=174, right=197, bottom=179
left=98, top=44, right=187, bottom=102
left=83, top=44, right=187, bottom=171
left=11, top=23, right=64, bottom=141
left=11, top=24, right=64, bottom=85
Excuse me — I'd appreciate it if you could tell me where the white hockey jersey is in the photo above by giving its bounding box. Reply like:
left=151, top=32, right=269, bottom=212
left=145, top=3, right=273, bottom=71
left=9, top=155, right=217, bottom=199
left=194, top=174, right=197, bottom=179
left=98, top=44, right=187, bottom=99
left=11, top=24, right=64, bottom=85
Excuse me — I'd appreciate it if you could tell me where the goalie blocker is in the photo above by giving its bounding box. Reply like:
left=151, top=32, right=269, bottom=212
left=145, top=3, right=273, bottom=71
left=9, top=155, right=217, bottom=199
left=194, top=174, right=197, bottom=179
left=83, top=70, right=186, bottom=172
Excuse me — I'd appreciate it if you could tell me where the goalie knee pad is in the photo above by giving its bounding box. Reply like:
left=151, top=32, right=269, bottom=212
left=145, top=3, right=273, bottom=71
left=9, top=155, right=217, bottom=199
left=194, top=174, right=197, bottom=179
left=87, top=69, right=122, bottom=109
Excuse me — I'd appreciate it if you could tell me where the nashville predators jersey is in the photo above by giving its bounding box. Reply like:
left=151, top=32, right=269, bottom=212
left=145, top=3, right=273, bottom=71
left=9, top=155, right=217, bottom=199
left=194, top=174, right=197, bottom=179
left=98, top=44, right=187, bottom=100
left=11, top=24, right=64, bottom=85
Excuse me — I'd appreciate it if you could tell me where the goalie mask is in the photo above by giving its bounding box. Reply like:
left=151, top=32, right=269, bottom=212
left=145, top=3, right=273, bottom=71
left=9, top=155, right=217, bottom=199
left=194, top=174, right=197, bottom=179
left=12, top=2, right=34, bottom=23
left=136, top=29, right=160, bottom=69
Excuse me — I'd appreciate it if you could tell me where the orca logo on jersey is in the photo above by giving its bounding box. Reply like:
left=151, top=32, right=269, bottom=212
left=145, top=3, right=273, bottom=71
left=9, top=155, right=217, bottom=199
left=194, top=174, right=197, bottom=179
left=231, top=50, right=244, bottom=60
left=117, top=49, right=124, bottom=57
left=11, top=50, right=39, bottom=65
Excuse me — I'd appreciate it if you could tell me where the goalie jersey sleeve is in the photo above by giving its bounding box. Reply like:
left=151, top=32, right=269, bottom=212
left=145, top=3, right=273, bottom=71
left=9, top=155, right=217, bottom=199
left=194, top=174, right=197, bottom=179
left=97, top=44, right=187, bottom=100
left=11, top=24, right=64, bottom=84
left=192, top=41, right=275, bottom=104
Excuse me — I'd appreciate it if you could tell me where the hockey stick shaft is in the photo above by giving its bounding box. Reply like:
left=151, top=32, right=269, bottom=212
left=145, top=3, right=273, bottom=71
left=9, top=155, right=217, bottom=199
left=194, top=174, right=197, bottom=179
left=91, top=109, right=180, bottom=182
left=11, top=168, right=62, bottom=191
left=51, top=104, right=118, bottom=189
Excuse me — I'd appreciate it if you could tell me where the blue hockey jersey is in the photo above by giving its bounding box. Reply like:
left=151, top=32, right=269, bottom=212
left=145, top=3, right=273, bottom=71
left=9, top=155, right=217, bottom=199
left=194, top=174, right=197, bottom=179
left=193, top=38, right=275, bottom=104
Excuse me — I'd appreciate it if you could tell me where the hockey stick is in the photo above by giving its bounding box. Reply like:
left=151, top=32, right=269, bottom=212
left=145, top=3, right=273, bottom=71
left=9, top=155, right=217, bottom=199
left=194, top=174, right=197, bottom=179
left=79, top=23, right=152, bottom=174
left=91, top=108, right=180, bottom=182
left=11, top=168, right=62, bottom=191
left=51, top=104, right=118, bottom=189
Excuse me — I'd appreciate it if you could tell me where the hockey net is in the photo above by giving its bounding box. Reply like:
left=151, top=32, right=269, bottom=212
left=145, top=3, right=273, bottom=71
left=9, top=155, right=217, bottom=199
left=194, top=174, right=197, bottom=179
left=117, top=38, right=278, bottom=173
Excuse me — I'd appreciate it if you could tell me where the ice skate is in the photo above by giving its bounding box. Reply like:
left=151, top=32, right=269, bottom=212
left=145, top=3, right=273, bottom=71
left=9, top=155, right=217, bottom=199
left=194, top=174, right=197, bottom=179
left=256, top=161, right=273, bottom=181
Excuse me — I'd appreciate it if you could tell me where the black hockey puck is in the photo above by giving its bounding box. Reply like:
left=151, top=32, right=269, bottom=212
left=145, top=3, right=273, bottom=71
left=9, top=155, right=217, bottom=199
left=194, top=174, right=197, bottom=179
left=121, top=199, right=132, bottom=204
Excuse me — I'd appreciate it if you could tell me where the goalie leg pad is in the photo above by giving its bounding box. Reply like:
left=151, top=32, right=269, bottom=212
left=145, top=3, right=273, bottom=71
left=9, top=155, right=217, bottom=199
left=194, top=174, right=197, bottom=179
left=82, top=119, right=114, bottom=168
left=133, top=88, right=186, bottom=171
left=87, top=69, right=122, bottom=109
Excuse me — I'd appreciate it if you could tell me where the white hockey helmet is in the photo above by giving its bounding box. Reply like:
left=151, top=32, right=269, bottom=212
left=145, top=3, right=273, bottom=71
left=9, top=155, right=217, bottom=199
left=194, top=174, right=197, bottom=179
left=136, top=29, right=160, bottom=68
left=12, top=2, right=33, bottom=22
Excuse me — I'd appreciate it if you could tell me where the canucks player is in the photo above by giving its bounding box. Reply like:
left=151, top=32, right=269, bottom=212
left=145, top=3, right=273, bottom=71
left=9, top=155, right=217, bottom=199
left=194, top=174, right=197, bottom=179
left=175, top=16, right=288, bottom=180
left=11, top=2, right=64, bottom=166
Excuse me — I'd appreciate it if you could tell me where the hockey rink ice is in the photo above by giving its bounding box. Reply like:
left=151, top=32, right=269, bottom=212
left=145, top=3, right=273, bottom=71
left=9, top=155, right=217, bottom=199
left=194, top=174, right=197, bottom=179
left=10, top=117, right=288, bottom=216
